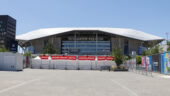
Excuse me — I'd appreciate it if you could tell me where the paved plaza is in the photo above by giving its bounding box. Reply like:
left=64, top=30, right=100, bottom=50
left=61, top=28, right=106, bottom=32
left=0, top=69, right=170, bottom=96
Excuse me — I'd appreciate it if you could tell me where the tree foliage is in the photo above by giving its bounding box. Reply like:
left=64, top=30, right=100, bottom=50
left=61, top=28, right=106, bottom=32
left=151, top=45, right=159, bottom=54
left=0, top=46, right=9, bottom=52
left=142, top=49, right=150, bottom=56
left=142, top=41, right=160, bottom=56
left=136, top=55, right=141, bottom=64
left=112, top=47, right=124, bottom=68
left=167, top=40, right=170, bottom=51
left=24, top=51, right=31, bottom=57
left=42, top=42, right=58, bottom=54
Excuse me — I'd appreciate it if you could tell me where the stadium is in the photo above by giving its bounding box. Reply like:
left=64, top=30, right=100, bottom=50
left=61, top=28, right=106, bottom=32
left=16, top=28, right=164, bottom=55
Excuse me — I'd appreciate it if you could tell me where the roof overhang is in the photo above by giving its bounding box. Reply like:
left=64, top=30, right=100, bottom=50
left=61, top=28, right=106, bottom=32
left=16, top=27, right=164, bottom=42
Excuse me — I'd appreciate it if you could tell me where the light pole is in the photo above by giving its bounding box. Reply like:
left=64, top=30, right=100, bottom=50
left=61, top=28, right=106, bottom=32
left=166, top=32, right=169, bottom=41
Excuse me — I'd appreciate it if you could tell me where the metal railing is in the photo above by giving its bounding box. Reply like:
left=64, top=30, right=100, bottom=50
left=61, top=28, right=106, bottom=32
left=129, top=64, right=152, bottom=77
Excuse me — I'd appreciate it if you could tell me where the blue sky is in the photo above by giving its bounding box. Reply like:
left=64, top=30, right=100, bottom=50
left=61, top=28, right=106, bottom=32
left=0, top=0, right=170, bottom=39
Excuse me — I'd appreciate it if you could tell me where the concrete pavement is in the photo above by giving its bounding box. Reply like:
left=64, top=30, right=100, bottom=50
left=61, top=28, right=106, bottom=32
left=0, top=69, right=170, bottom=96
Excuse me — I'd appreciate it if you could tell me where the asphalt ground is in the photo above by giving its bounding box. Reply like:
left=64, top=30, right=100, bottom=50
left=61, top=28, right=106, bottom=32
left=0, top=69, right=170, bottom=96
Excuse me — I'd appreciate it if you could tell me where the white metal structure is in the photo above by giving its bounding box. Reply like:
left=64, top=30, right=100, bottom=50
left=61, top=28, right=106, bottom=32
left=0, top=52, right=23, bottom=71
left=16, top=28, right=163, bottom=41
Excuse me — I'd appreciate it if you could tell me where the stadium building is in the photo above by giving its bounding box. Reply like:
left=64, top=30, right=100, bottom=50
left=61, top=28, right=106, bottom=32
left=16, top=28, right=164, bottom=55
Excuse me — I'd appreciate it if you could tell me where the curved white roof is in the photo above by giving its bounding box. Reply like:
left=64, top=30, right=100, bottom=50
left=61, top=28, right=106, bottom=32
left=16, top=27, right=164, bottom=41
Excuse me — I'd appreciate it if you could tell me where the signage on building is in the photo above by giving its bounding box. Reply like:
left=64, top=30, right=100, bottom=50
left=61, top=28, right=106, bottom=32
left=68, top=36, right=104, bottom=41
left=69, top=49, right=80, bottom=54
left=10, top=40, right=18, bottom=52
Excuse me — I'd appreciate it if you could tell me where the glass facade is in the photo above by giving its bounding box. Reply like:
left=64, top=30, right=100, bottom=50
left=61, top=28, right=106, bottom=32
left=62, top=41, right=111, bottom=55
left=0, top=15, right=16, bottom=48
left=124, top=40, right=129, bottom=55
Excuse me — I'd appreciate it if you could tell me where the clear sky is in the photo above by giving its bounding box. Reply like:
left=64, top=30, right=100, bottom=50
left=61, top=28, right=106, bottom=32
left=0, top=0, right=170, bottom=40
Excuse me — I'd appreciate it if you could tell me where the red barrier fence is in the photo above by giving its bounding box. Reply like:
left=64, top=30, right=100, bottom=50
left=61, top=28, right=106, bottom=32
left=39, top=55, right=114, bottom=61
left=78, top=56, right=95, bottom=60
left=97, top=56, right=114, bottom=61
left=51, top=56, right=76, bottom=60
left=40, top=55, right=49, bottom=60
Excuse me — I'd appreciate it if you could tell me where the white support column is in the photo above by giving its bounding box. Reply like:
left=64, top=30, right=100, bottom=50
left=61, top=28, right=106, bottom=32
left=96, top=32, right=98, bottom=55
left=74, top=32, right=76, bottom=48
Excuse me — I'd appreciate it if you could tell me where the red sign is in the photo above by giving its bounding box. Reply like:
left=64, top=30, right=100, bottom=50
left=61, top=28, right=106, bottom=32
left=51, top=56, right=76, bottom=60
left=87, top=56, right=95, bottom=60
left=40, top=55, right=49, bottom=60
left=106, top=56, right=114, bottom=61
left=78, top=56, right=88, bottom=60
left=97, top=56, right=114, bottom=61
left=78, top=56, right=95, bottom=60
left=51, top=56, right=67, bottom=60
left=67, top=56, right=76, bottom=60
left=97, top=56, right=106, bottom=60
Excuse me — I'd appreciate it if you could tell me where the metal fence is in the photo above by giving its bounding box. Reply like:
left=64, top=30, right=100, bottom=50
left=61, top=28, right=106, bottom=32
left=151, top=54, right=161, bottom=72
left=127, top=58, right=152, bottom=77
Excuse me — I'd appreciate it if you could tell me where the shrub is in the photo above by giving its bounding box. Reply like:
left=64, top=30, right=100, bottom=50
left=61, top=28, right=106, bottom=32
left=0, top=46, right=9, bottom=52
left=24, top=51, right=31, bottom=57
left=112, top=47, right=124, bottom=68
left=136, top=55, right=141, bottom=65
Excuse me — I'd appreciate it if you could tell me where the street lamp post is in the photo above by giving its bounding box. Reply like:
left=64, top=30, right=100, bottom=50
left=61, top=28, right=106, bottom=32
left=166, top=32, right=169, bottom=41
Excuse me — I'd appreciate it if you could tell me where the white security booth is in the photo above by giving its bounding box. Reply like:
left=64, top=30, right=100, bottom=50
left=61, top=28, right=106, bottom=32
left=31, top=55, right=50, bottom=69
left=0, top=52, right=23, bottom=71
left=31, top=56, right=41, bottom=69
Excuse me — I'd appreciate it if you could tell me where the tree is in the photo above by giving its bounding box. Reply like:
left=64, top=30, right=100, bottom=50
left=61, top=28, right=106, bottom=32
left=142, top=49, right=150, bottom=56
left=167, top=40, right=170, bottom=51
left=112, top=47, right=124, bottom=68
left=24, top=51, right=31, bottom=57
left=151, top=45, right=159, bottom=54
left=0, top=46, right=9, bottom=52
left=142, top=42, right=160, bottom=56
left=42, top=42, right=58, bottom=54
